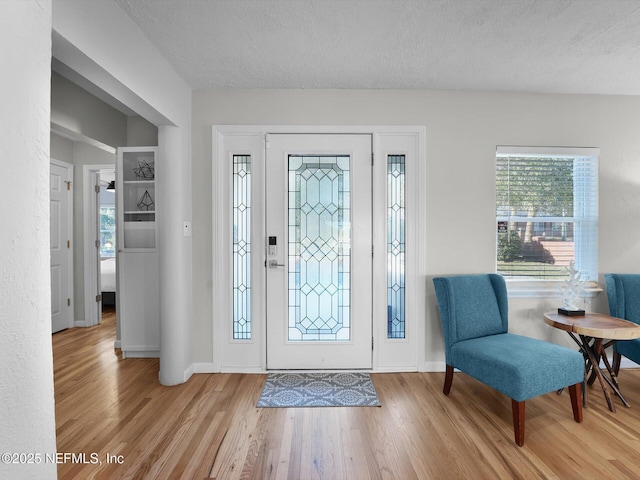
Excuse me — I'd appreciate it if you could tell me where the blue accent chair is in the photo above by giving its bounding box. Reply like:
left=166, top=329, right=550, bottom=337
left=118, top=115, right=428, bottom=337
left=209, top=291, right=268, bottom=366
left=433, top=274, right=584, bottom=446
left=604, top=274, right=640, bottom=374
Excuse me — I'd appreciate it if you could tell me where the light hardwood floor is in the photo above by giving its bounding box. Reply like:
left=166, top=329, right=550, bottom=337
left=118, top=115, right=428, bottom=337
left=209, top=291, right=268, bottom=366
left=53, top=310, right=640, bottom=479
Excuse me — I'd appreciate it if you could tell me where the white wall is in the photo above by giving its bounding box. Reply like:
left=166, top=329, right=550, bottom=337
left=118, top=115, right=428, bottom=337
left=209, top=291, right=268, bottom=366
left=192, top=89, right=640, bottom=367
left=127, top=115, right=159, bottom=146
left=0, top=1, right=58, bottom=479
left=53, top=0, right=193, bottom=385
left=51, top=131, right=73, bottom=162
left=53, top=0, right=189, bottom=127
left=51, top=71, right=127, bottom=147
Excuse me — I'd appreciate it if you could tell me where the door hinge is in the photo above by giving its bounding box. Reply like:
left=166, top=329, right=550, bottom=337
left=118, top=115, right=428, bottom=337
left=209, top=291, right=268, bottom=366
left=372, top=245, right=374, bottom=257
left=95, top=240, right=100, bottom=249
left=371, top=152, right=374, bottom=166
left=67, top=298, right=71, bottom=307
left=96, top=294, right=102, bottom=302
left=265, top=133, right=271, bottom=149
left=65, top=181, right=72, bottom=191
left=372, top=337, right=374, bottom=350
left=67, top=240, right=71, bottom=249
left=95, top=184, right=100, bottom=193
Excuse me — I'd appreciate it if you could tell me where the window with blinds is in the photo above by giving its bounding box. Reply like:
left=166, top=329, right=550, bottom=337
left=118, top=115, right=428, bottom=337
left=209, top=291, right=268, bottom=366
left=496, top=147, right=598, bottom=282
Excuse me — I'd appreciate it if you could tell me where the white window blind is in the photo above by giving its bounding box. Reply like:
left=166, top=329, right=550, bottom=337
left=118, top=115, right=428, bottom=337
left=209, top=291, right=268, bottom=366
left=496, top=147, right=598, bottom=282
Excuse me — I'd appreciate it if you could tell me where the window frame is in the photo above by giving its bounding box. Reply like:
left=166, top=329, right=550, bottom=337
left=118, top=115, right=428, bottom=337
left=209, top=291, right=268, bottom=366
left=99, top=205, right=116, bottom=258
left=495, top=146, right=600, bottom=298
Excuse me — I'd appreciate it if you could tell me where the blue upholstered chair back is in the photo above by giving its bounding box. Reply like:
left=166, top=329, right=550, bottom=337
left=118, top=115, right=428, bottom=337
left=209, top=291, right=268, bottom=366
left=605, top=274, right=640, bottom=325
left=433, top=274, right=509, bottom=363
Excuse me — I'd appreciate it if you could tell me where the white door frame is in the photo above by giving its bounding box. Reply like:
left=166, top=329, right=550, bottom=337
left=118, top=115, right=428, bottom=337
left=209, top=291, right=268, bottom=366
left=83, top=164, right=114, bottom=328
left=265, top=133, right=373, bottom=369
left=211, top=125, right=426, bottom=373
left=50, top=158, right=74, bottom=332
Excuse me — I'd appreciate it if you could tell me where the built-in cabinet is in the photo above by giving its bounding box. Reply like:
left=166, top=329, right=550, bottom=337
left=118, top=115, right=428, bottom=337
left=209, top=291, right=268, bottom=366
left=116, top=147, right=159, bottom=358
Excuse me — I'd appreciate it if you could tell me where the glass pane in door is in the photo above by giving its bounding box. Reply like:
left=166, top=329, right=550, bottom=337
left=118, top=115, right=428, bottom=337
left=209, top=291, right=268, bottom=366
left=233, top=155, right=251, bottom=339
left=387, top=155, right=405, bottom=338
left=288, top=155, right=351, bottom=341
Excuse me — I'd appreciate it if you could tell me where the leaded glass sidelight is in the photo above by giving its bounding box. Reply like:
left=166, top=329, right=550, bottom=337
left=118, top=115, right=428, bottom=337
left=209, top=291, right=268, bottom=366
left=288, top=155, right=351, bottom=341
left=233, top=155, right=251, bottom=339
left=387, top=155, right=405, bottom=338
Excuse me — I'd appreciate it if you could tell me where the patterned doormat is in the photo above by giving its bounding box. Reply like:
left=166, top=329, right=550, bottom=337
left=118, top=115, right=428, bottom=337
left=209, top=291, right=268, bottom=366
left=257, top=372, right=381, bottom=407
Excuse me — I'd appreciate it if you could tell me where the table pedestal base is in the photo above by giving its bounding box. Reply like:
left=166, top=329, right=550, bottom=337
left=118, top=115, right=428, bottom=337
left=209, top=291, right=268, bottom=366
left=569, top=332, right=629, bottom=412
left=544, top=311, right=640, bottom=413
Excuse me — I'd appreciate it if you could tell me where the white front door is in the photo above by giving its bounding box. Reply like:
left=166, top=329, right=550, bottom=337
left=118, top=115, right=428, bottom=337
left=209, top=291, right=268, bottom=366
left=265, top=134, right=372, bottom=369
left=51, top=160, right=73, bottom=333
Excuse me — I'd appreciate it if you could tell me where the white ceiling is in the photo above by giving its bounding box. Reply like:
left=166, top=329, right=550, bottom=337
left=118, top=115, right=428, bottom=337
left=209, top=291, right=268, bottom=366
left=114, top=0, right=640, bottom=95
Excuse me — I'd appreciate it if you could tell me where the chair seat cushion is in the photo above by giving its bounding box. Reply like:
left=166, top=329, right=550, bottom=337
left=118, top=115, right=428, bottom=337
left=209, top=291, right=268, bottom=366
left=615, top=338, right=640, bottom=366
left=451, top=333, right=584, bottom=402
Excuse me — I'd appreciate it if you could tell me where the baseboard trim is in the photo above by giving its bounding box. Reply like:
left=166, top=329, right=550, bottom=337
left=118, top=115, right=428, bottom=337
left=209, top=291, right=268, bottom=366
left=421, top=361, right=447, bottom=372
left=190, top=360, right=638, bottom=376
left=192, top=363, right=266, bottom=374
left=183, top=364, right=194, bottom=382
left=221, top=366, right=264, bottom=374
left=620, top=358, right=640, bottom=369
left=194, top=363, right=432, bottom=374
left=122, top=348, right=160, bottom=359
left=373, top=366, right=419, bottom=373
left=192, top=363, right=217, bottom=374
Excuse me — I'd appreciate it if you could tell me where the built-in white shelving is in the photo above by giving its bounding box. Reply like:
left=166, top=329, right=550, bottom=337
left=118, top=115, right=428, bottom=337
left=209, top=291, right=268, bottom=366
left=116, top=147, right=159, bottom=358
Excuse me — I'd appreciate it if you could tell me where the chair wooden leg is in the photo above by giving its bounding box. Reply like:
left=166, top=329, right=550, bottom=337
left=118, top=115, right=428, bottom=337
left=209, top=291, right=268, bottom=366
left=443, top=365, right=454, bottom=395
left=568, top=383, right=583, bottom=422
left=612, top=350, right=622, bottom=376
left=511, top=399, right=525, bottom=446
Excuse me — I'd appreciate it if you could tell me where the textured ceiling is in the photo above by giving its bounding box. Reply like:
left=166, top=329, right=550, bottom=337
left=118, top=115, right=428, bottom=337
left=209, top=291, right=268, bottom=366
left=114, top=0, right=640, bottom=95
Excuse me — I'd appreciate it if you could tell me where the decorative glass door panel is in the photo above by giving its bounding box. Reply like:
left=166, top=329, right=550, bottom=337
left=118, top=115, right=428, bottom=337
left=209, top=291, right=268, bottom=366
left=387, top=155, right=405, bottom=338
left=288, top=155, right=351, bottom=342
left=266, top=134, right=372, bottom=369
left=233, top=155, right=251, bottom=339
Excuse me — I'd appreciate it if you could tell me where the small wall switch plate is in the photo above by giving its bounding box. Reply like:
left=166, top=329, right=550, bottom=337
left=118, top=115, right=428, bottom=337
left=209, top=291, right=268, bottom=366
left=183, top=221, right=192, bottom=237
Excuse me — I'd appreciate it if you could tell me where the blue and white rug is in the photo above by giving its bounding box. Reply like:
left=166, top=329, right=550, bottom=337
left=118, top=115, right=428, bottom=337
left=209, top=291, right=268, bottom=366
left=257, top=372, right=381, bottom=407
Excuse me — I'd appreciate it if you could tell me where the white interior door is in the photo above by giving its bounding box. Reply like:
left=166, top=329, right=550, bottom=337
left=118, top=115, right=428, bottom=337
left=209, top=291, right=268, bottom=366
left=50, top=160, right=73, bottom=333
left=266, top=134, right=372, bottom=369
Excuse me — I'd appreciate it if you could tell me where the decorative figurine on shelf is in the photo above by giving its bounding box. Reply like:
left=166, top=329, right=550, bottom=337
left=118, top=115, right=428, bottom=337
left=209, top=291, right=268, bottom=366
left=133, top=160, right=154, bottom=180
left=558, top=260, right=586, bottom=316
left=137, top=190, right=154, bottom=211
